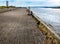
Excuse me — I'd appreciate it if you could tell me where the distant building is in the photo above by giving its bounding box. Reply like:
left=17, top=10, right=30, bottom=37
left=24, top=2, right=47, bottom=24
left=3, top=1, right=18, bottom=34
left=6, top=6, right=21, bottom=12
left=6, top=1, right=8, bottom=8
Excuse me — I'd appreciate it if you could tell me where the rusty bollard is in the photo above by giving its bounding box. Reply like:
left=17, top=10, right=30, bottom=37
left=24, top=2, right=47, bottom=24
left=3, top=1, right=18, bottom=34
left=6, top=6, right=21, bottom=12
left=37, top=21, right=40, bottom=28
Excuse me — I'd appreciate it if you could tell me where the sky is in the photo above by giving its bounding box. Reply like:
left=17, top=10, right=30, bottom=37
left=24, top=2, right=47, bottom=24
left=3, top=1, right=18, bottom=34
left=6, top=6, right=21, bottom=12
left=0, top=0, right=60, bottom=7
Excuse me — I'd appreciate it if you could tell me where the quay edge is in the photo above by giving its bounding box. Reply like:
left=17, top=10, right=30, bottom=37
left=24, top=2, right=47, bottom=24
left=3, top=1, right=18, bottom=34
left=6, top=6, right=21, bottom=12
left=27, top=9, right=60, bottom=44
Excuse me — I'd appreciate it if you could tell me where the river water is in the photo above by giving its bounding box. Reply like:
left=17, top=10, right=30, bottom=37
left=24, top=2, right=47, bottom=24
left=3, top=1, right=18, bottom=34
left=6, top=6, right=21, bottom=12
left=30, top=8, right=60, bottom=35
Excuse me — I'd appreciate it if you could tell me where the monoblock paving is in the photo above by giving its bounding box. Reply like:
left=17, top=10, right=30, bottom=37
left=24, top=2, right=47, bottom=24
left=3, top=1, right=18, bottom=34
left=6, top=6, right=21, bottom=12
left=0, top=8, right=45, bottom=44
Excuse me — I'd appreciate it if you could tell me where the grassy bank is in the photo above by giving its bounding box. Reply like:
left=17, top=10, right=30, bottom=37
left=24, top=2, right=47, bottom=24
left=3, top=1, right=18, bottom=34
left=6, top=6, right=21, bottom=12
left=0, top=6, right=16, bottom=9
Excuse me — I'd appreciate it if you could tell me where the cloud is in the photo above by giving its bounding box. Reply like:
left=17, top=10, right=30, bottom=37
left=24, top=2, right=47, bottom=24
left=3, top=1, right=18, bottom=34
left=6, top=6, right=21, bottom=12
left=0, top=0, right=60, bottom=6
left=44, top=0, right=60, bottom=6
left=9, top=0, right=46, bottom=6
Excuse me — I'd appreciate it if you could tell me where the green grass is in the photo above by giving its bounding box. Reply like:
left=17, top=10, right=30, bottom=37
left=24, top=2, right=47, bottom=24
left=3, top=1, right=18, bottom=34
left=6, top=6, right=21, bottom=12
left=0, top=6, right=16, bottom=9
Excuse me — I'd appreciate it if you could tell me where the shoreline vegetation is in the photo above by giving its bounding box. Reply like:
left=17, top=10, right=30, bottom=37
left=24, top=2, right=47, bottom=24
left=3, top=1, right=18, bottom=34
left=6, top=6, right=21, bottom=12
left=0, top=6, right=60, bottom=8
left=43, top=7, right=60, bottom=9
left=0, top=6, right=16, bottom=9
left=29, top=6, right=60, bottom=9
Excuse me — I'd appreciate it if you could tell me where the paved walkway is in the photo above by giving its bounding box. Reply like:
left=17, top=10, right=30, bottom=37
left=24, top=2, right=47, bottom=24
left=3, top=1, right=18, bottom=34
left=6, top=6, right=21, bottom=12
left=0, top=8, right=45, bottom=44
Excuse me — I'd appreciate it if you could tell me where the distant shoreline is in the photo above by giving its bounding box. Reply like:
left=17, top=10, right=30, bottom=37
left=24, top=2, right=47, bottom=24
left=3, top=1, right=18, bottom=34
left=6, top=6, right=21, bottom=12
left=28, top=6, right=60, bottom=9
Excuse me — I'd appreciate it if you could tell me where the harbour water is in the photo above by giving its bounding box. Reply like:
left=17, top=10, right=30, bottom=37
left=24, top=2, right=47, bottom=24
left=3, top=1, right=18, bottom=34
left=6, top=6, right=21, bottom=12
left=30, top=8, right=60, bottom=36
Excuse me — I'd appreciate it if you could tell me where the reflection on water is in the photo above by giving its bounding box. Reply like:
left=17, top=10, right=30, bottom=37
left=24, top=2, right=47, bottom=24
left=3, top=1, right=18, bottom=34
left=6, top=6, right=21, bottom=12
left=31, top=8, right=60, bottom=34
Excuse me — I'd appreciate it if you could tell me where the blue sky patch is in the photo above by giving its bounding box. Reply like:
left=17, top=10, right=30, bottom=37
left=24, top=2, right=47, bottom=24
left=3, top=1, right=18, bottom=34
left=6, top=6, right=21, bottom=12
left=0, top=0, right=60, bottom=7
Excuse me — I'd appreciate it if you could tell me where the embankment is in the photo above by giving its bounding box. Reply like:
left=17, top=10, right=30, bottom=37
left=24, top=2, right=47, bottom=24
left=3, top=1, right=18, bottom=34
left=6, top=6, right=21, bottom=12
left=27, top=9, right=60, bottom=44
left=0, top=8, right=17, bottom=13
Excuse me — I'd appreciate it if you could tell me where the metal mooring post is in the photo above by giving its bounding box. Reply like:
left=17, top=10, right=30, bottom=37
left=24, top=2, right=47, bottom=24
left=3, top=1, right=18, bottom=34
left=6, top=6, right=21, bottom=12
left=28, top=7, right=33, bottom=15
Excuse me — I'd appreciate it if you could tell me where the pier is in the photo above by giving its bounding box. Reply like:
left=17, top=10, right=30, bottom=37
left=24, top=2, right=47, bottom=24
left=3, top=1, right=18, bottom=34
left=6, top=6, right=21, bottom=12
left=0, top=8, right=60, bottom=44
left=0, top=8, right=45, bottom=44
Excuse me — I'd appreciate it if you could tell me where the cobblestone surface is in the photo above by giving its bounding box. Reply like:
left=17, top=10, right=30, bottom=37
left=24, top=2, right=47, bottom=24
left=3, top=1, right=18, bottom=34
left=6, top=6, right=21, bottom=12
left=0, top=8, right=45, bottom=44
